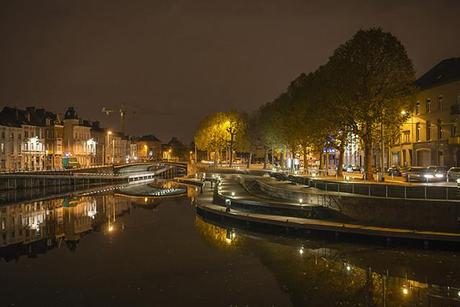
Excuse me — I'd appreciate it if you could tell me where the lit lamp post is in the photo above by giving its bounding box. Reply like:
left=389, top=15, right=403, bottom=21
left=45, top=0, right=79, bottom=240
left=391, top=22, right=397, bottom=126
left=107, top=131, right=113, bottom=165
left=400, top=110, right=407, bottom=167
left=379, top=111, right=385, bottom=182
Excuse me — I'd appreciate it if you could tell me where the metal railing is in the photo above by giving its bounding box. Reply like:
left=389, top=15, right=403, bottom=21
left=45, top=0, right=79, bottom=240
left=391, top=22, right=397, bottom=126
left=286, top=175, right=460, bottom=201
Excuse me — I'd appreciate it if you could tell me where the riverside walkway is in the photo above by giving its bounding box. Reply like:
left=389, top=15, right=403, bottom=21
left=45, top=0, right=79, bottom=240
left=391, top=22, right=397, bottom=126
left=196, top=174, right=460, bottom=246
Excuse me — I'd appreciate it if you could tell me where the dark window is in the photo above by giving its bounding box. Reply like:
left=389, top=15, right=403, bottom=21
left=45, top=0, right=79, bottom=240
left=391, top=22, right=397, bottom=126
left=416, top=123, right=420, bottom=142
left=438, top=95, right=443, bottom=111
left=415, top=101, right=420, bottom=115
left=426, top=98, right=431, bottom=113
left=426, top=121, right=431, bottom=141
left=438, top=120, right=443, bottom=139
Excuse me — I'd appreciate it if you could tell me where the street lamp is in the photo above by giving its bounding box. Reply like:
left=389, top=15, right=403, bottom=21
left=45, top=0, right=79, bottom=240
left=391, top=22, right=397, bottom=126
left=106, top=131, right=113, bottom=165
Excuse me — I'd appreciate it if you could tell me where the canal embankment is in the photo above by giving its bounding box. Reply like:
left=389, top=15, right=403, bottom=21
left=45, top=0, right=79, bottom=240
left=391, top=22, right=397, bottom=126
left=195, top=173, right=460, bottom=246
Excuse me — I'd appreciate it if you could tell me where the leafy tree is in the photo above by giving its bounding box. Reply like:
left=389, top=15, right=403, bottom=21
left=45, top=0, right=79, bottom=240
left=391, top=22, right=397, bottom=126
left=224, top=111, right=246, bottom=167
left=168, top=137, right=188, bottom=161
left=238, top=111, right=263, bottom=168
left=325, top=28, right=416, bottom=180
left=194, top=111, right=246, bottom=166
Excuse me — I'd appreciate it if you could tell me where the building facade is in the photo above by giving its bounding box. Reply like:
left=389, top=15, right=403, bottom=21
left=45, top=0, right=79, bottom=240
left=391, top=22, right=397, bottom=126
left=391, top=58, right=460, bottom=167
left=44, top=113, right=64, bottom=170
left=62, top=107, right=96, bottom=168
left=133, top=135, right=162, bottom=161
left=0, top=107, right=48, bottom=171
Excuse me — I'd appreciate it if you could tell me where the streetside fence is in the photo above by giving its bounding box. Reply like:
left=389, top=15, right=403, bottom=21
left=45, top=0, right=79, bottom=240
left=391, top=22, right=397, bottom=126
left=275, top=174, right=460, bottom=201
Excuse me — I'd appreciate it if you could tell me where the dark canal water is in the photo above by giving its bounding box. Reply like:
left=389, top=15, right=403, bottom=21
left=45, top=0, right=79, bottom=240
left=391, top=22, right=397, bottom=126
left=1, top=182, right=460, bottom=306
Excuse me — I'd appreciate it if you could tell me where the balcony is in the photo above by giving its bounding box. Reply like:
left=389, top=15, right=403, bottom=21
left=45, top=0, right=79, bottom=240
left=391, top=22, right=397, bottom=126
left=450, top=104, right=460, bottom=115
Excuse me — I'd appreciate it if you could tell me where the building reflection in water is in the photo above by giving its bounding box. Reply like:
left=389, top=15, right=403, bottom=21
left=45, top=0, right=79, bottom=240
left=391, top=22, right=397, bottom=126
left=0, top=194, right=131, bottom=256
left=0, top=182, right=194, bottom=258
left=194, top=217, right=460, bottom=306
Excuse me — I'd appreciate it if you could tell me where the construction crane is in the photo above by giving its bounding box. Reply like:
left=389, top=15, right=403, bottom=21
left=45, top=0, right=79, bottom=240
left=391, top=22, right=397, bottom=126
left=102, top=105, right=127, bottom=133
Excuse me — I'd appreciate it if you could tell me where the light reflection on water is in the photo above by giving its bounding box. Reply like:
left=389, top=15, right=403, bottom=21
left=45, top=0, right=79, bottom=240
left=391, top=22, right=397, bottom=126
left=195, top=217, right=460, bottom=306
left=0, top=182, right=459, bottom=306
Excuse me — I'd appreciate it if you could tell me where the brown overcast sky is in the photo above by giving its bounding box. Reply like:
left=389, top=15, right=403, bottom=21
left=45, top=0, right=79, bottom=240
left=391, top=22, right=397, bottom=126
left=1, top=0, right=459, bottom=143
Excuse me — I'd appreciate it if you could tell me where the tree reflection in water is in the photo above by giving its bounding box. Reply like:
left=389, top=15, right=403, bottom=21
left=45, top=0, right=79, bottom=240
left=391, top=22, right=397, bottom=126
left=195, top=217, right=460, bottom=306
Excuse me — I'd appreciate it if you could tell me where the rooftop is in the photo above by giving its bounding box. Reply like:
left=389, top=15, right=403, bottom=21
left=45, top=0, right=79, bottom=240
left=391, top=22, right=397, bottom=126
left=416, top=57, right=460, bottom=89
left=0, top=106, right=60, bottom=127
left=137, top=134, right=161, bottom=143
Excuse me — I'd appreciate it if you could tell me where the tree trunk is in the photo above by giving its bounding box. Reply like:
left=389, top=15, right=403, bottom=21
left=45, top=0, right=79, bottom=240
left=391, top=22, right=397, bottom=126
left=303, top=148, right=308, bottom=174
left=229, top=133, right=235, bottom=168
left=280, top=146, right=284, bottom=169
left=247, top=152, right=252, bottom=169
left=271, top=144, right=274, bottom=166
left=263, top=148, right=268, bottom=169
left=363, top=133, right=374, bottom=181
left=337, top=143, right=345, bottom=177
left=319, top=151, right=323, bottom=169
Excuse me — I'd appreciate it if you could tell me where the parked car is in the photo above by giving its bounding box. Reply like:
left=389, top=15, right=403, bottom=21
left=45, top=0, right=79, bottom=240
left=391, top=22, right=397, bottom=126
left=402, top=167, right=426, bottom=182
left=447, top=167, right=460, bottom=182
left=343, top=164, right=361, bottom=173
left=403, top=166, right=446, bottom=182
left=387, top=165, right=401, bottom=176
left=426, top=166, right=448, bottom=181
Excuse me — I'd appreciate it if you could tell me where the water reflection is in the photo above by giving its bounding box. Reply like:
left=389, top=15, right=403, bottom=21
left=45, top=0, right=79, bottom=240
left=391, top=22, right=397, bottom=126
left=0, top=195, right=129, bottom=256
left=0, top=182, right=194, bottom=260
left=115, top=180, right=187, bottom=198
left=195, top=217, right=460, bottom=306
left=2, top=183, right=460, bottom=306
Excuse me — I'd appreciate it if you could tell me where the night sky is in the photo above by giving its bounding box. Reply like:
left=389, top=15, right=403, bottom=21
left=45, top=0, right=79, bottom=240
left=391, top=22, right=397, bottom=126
left=1, top=0, right=459, bottom=143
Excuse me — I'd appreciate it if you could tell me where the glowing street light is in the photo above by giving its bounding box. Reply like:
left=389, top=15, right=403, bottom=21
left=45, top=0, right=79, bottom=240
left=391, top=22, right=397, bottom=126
left=402, top=286, right=409, bottom=296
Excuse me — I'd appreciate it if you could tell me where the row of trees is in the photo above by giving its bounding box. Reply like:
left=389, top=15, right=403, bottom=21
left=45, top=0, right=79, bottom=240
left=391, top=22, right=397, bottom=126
left=194, top=28, right=417, bottom=180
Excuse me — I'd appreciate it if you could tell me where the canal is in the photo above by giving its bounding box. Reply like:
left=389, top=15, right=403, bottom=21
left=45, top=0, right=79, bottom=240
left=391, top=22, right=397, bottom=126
left=1, top=182, right=460, bottom=306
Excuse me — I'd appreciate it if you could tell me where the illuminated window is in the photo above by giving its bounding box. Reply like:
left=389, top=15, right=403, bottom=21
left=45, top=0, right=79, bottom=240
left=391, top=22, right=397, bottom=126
left=402, top=130, right=410, bottom=143
left=426, top=98, right=431, bottom=113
